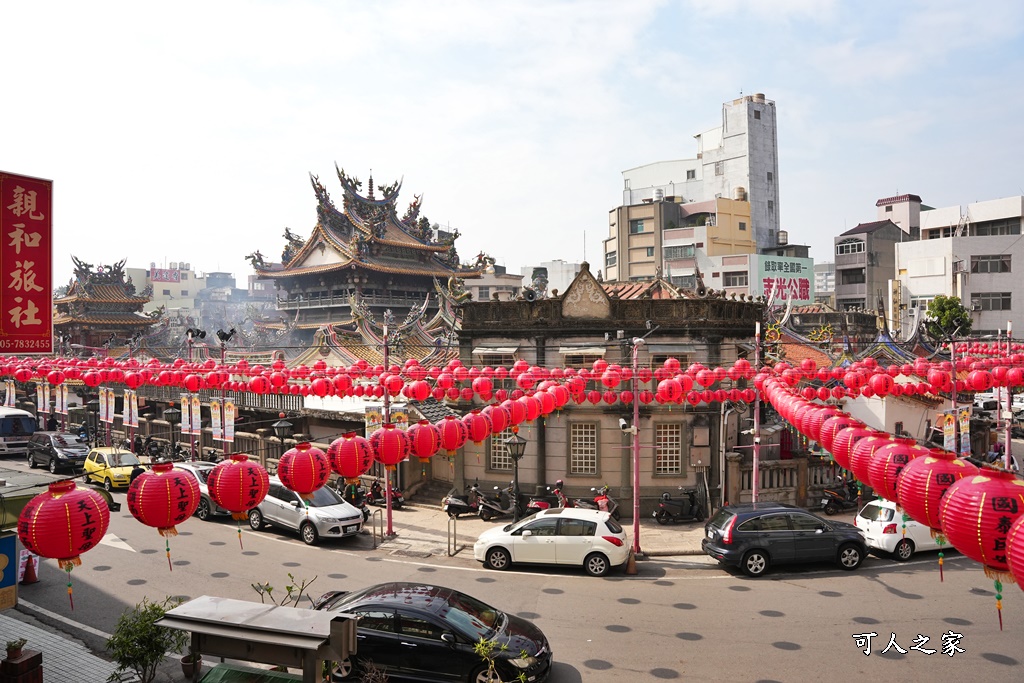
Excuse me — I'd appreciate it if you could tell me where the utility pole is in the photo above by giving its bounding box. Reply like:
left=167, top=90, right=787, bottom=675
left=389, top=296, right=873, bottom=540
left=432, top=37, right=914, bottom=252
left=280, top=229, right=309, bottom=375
left=752, top=322, right=761, bottom=502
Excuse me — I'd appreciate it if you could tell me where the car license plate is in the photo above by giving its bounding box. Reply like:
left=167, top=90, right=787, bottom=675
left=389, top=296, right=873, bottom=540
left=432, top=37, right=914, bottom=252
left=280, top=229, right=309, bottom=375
left=343, top=525, right=359, bottom=534
left=707, top=530, right=714, bottom=539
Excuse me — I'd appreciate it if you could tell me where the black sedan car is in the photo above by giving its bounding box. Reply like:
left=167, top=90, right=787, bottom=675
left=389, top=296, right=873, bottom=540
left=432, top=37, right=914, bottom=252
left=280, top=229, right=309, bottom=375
left=702, top=502, right=867, bottom=577
left=314, top=582, right=552, bottom=682
left=27, top=431, right=89, bottom=473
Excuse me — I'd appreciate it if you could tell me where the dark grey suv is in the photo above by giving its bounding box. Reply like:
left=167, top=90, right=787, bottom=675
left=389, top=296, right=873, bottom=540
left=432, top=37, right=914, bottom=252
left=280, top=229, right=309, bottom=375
left=27, top=432, right=89, bottom=473
left=702, top=502, right=867, bottom=577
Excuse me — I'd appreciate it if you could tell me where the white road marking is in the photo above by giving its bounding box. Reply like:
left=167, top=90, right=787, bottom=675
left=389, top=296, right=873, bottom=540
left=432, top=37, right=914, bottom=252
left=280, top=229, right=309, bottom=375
left=98, top=533, right=136, bottom=552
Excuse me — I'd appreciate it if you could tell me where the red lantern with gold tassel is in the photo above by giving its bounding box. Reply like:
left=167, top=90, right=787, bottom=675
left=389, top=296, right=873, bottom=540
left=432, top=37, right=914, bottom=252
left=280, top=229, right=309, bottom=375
left=207, top=454, right=270, bottom=549
left=18, top=480, right=111, bottom=608
left=1007, top=516, right=1024, bottom=590
left=463, top=410, right=492, bottom=445
left=482, top=404, right=510, bottom=435
left=939, top=469, right=1024, bottom=628
left=847, top=432, right=891, bottom=484
left=865, top=438, right=925, bottom=500
left=408, top=420, right=442, bottom=463
left=328, top=432, right=373, bottom=481
left=127, top=461, right=200, bottom=571
left=818, top=414, right=860, bottom=456
left=278, top=442, right=331, bottom=499
left=831, top=425, right=876, bottom=471
left=436, top=415, right=469, bottom=456
left=370, top=423, right=411, bottom=470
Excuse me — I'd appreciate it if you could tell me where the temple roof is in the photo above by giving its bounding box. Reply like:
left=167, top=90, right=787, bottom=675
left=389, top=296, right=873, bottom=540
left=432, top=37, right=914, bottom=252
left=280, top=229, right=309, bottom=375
left=53, top=312, right=156, bottom=326
left=55, top=283, right=150, bottom=304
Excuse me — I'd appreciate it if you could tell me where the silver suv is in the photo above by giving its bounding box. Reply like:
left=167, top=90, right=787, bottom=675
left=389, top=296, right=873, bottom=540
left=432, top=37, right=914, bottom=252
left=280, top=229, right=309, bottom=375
left=173, top=461, right=231, bottom=521
left=248, top=477, right=363, bottom=545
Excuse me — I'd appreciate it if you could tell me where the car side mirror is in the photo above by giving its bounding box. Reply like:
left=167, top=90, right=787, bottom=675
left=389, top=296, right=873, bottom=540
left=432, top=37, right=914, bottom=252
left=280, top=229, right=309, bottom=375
left=815, top=528, right=824, bottom=534
left=522, top=529, right=533, bottom=538
left=440, top=632, right=457, bottom=646
left=290, top=500, right=300, bottom=507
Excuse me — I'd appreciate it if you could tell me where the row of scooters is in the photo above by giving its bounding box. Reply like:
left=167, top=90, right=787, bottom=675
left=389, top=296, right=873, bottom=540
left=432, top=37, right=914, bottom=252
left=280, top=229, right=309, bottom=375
left=337, top=478, right=405, bottom=522
left=441, top=480, right=622, bottom=522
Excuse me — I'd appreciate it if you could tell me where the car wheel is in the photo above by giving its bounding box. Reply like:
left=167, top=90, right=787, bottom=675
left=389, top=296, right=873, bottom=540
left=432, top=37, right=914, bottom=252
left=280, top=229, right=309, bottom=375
left=824, top=501, right=839, bottom=516
left=48, top=458, right=58, bottom=474
left=329, top=658, right=357, bottom=681
left=838, top=543, right=864, bottom=570
left=301, top=522, right=319, bottom=546
left=104, top=478, right=114, bottom=493
left=248, top=509, right=264, bottom=531
left=584, top=552, right=610, bottom=577
left=893, top=538, right=915, bottom=562
left=654, top=510, right=671, bottom=525
left=470, top=664, right=505, bottom=683
left=27, top=452, right=35, bottom=469
left=741, top=550, right=770, bottom=577
left=480, top=508, right=494, bottom=522
left=196, top=498, right=211, bottom=521
left=484, top=547, right=511, bottom=571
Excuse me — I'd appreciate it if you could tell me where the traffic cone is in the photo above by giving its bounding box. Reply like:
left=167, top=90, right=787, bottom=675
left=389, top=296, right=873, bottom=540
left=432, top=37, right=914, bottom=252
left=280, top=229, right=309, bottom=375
left=21, top=554, right=39, bottom=585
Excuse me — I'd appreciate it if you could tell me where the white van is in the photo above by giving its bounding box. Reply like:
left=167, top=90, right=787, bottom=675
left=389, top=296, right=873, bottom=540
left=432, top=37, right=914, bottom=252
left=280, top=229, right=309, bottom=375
left=0, top=407, right=37, bottom=457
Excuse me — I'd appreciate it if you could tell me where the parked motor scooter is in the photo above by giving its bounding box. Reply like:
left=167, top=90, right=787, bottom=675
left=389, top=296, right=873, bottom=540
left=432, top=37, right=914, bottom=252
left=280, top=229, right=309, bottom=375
left=478, top=482, right=524, bottom=522
left=337, top=480, right=371, bottom=522
left=822, top=476, right=859, bottom=515
left=525, top=486, right=559, bottom=514
left=441, top=481, right=481, bottom=518
left=365, top=478, right=404, bottom=508
left=653, top=486, right=705, bottom=524
left=574, top=485, right=621, bottom=520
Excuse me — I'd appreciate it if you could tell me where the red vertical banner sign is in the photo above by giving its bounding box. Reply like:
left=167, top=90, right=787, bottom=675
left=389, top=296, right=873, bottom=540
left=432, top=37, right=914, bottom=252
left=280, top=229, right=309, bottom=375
left=0, top=172, right=52, bottom=354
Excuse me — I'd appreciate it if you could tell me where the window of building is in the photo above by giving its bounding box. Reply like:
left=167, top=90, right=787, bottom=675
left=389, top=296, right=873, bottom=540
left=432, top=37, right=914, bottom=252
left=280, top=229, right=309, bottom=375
left=162, top=289, right=171, bottom=295
left=894, top=421, right=904, bottom=437
left=651, top=354, right=689, bottom=368
left=754, top=110, right=761, bottom=120
left=910, top=296, right=934, bottom=310
left=970, top=219, right=1022, bottom=237
left=605, top=251, right=617, bottom=267
left=971, top=292, right=1011, bottom=311
left=723, top=272, right=748, bottom=287
left=663, top=245, right=695, bottom=260
left=562, top=353, right=604, bottom=369
left=655, top=423, right=683, bottom=475
left=629, top=219, right=645, bottom=234
left=478, top=353, right=516, bottom=367
left=971, top=255, right=1011, bottom=273
left=181, top=290, right=189, bottom=297
left=714, top=161, right=724, bottom=176
left=738, top=221, right=747, bottom=231
left=835, top=239, right=865, bottom=255
left=671, top=275, right=696, bottom=289
left=646, top=247, right=655, bottom=257
left=686, top=169, right=696, bottom=180
left=181, top=272, right=189, bottom=280
left=840, top=269, right=866, bottom=285
left=488, top=427, right=513, bottom=471
left=767, top=200, right=774, bottom=213
left=766, top=171, right=772, bottom=183
left=477, top=287, right=490, bottom=301
left=569, top=423, right=598, bottom=475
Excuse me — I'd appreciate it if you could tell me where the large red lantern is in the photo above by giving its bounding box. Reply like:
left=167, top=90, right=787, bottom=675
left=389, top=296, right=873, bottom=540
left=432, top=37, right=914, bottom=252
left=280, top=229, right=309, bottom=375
left=207, top=455, right=271, bottom=521
left=1007, top=516, right=1024, bottom=590
left=370, top=423, right=411, bottom=470
left=436, top=415, right=469, bottom=455
left=482, top=404, right=511, bottom=435
left=278, top=442, right=331, bottom=498
left=818, top=414, right=859, bottom=455
left=830, top=425, right=875, bottom=471
left=847, top=433, right=891, bottom=483
left=408, top=420, right=442, bottom=463
left=896, top=448, right=979, bottom=532
left=18, top=480, right=110, bottom=569
left=462, top=410, right=492, bottom=445
left=866, top=438, right=926, bottom=502
left=328, top=432, right=373, bottom=481
left=127, top=461, right=200, bottom=536
left=940, top=469, right=1024, bottom=578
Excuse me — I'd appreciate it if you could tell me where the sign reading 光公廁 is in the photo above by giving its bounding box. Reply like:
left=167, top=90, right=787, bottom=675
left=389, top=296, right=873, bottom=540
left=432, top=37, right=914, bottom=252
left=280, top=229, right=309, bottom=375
left=0, top=172, right=52, bottom=354
left=754, top=255, right=815, bottom=305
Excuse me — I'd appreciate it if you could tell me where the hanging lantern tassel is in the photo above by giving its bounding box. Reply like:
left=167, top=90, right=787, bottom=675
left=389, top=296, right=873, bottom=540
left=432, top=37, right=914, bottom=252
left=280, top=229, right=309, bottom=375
left=901, top=512, right=909, bottom=540
left=166, top=537, right=172, bottom=572
left=65, top=564, right=74, bottom=611
left=237, top=520, right=245, bottom=550
left=995, top=579, right=1004, bottom=631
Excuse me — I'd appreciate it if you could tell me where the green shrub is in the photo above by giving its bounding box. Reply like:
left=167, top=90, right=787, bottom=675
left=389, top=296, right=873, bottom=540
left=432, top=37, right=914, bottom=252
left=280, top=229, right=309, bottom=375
left=106, top=596, right=188, bottom=683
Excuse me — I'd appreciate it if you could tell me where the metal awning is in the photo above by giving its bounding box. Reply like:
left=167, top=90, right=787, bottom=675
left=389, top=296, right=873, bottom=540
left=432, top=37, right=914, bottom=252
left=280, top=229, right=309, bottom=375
left=559, top=346, right=607, bottom=356
left=646, top=343, right=698, bottom=354
left=472, top=346, right=518, bottom=354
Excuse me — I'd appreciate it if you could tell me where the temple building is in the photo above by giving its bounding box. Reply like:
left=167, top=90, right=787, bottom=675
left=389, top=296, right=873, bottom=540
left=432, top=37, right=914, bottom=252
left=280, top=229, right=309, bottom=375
left=53, top=257, right=159, bottom=353
left=252, top=165, right=478, bottom=365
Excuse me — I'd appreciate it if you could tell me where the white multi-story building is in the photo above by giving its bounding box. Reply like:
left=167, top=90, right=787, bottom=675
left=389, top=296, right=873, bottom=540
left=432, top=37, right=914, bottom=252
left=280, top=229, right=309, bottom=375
left=621, top=93, right=781, bottom=250
left=814, top=263, right=835, bottom=307
left=895, top=196, right=1023, bottom=336
left=519, top=260, right=581, bottom=297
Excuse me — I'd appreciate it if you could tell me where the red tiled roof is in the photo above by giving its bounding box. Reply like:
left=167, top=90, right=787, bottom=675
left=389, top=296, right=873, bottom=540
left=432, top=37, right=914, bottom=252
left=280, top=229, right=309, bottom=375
left=875, top=194, right=922, bottom=206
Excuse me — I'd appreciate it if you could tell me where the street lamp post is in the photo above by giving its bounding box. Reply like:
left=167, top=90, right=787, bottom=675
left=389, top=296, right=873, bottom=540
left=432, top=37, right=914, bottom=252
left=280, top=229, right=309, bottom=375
left=86, top=399, right=100, bottom=448
left=163, top=406, right=181, bottom=461
left=504, top=428, right=527, bottom=522
left=272, top=417, right=293, bottom=465
left=630, top=337, right=645, bottom=555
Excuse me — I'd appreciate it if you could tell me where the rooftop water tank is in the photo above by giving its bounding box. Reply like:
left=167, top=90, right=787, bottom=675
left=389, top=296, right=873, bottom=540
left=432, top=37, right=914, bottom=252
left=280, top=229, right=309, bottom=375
left=778, top=230, right=789, bottom=245
left=734, top=186, right=747, bottom=201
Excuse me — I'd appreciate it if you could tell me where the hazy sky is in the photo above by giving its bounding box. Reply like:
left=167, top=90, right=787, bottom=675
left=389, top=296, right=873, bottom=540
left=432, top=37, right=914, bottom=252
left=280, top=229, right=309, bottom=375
left=4, top=0, right=1023, bottom=287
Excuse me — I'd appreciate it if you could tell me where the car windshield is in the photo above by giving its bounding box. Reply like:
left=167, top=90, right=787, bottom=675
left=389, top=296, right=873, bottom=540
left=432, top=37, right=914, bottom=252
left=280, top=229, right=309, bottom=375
left=54, top=434, right=85, bottom=448
left=859, top=502, right=894, bottom=522
left=108, top=452, right=141, bottom=467
left=437, top=591, right=503, bottom=640
left=307, top=486, right=345, bottom=508
left=503, top=511, right=540, bottom=532
left=187, top=468, right=210, bottom=484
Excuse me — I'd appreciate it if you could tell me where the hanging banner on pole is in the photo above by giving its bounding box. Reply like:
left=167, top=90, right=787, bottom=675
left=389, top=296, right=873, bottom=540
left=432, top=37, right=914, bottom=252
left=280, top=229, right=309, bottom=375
left=391, top=404, right=409, bottom=430
left=223, top=400, right=236, bottom=443
left=190, top=395, right=201, bottom=437
left=942, top=412, right=955, bottom=452
left=42, top=383, right=50, bottom=414
left=98, top=387, right=109, bottom=423
left=59, top=384, right=69, bottom=415
left=4, top=380, right=12, bottom=407
left=35, top=384, right=43, bottom=413
left=365, top=406, right=383, bottom=436
left=106, top=388, right=116, bottom=425
left=179, top=393, right=190, bottom=435
left=129, top=390, right=139, bottom=428
left=210, top=399, right=222, bottom=440
left=958, top=407, right=971, bottom=455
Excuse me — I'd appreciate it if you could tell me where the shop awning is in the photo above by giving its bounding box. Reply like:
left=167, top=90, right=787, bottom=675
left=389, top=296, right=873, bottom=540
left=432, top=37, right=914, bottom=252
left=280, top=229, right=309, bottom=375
left=472, top=346, right=519, bottom=355
left=559, top=346, right=607, bottom=356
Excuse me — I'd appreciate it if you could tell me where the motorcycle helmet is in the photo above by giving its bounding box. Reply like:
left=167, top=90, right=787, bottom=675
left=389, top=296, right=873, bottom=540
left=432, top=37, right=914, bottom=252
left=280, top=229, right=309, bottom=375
left=661, top=492, right=671, bottom=502
left=555, top=479, right=564, bottom=488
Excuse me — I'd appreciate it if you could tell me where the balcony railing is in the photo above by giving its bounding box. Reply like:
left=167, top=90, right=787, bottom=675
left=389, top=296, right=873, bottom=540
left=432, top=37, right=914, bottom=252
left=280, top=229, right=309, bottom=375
left=835, top=252, right=867, bottom=267
left=277, top=292, right=430, bottom=310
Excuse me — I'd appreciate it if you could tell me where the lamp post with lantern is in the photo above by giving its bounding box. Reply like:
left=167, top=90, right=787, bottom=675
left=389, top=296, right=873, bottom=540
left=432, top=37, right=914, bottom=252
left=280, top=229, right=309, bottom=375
left=504, top=427, right=527, bottom=522
left=272, top=415, right=293, bottom=468
left=162, top=406, right=181, bottom=461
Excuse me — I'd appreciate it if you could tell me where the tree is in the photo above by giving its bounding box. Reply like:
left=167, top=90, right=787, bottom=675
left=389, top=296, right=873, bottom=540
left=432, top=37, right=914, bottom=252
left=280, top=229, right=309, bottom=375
left=106, top=596, right=188, bottom=683
left=924, top=295, right=972, bottom=342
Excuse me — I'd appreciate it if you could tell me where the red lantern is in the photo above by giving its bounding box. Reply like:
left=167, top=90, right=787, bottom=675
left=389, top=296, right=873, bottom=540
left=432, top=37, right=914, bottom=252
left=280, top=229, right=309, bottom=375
left=371, top=423, right=411, bottom=470
left=328, top=432, right=374, bottom=482
left=408, top=420, right=442, bottom=463
left=278, top=442, right=331, bottom=498
left=207, top=455, right=271, bottom=520
left=657, top=378, right=683, bottom=403
left=818, top=414, right=860, bottom=456
left=940, top=470, right=1024, bottom=579
left=127, top=461, right=200, bottom=539
left=847, top=433, right=890, bottom=482
left=897, top=448, right=978, bottom=533
left=482, top=404, right=511, bottom=435
left=1006, top=516, right=1024, bottom=590
left=831, top=426, right=875, bottom=472
left=436, top=415, right=469, bottom=455
left=463, top=410, right=493, bottom=445
left=18, top=480, right=110, bottom=569
left=866, top=438, right=926, bottom=502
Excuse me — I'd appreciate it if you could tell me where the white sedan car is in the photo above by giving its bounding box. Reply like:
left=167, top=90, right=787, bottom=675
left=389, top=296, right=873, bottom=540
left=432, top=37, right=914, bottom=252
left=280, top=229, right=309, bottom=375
left=473, top=507, right=629, bottom=576
left=854, top=498, right=939, bottom=561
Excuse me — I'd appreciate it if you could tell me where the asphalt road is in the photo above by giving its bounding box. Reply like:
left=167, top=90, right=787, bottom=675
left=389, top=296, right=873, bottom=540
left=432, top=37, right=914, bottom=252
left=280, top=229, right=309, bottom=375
left=11, top=478, right=1022, bottom=683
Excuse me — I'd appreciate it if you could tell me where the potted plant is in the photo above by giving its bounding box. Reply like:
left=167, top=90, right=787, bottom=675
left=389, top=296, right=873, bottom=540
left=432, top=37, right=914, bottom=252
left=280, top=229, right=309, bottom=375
left=105, top=596, right=187, bottom=683
left=180, top=644, right=202, bottom=680
left=5, top=638, right=26, bottom=660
